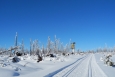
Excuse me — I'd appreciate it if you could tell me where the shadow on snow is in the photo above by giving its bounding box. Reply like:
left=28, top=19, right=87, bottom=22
left=112, top=65, right=115, bottom=67
left=44, top=55, right=88, bottom=77
left=13, top=72, right=20, bottom=76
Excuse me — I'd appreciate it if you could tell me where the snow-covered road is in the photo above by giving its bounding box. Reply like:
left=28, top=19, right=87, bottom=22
left=53, top=54, right=107, bottom=77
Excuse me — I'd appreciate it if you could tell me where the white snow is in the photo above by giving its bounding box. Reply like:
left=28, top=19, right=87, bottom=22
left=0, top=53, right=115, bottom=77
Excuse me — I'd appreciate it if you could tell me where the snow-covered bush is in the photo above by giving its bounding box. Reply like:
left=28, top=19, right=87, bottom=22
left=49, top=54, right=56, bottom=57
left=100, top=57, right=103, bottom=61
left=14, top=67, right=21, bottom=71
left=16, top=52, right=22, bottom=56
left=37, top=56, right=42, bottom=62
left=1, top=63, right=7, bottom=67
left=0, top=60, right=4, bottom=67
left=12, top=56, right=20, bottom=63
left=107, top=61, right=114, bottom=66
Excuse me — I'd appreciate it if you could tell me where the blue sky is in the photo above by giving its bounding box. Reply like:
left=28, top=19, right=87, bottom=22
left=0, top=0, right=115, bottom=51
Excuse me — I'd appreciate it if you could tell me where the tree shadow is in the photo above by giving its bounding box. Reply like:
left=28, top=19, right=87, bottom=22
left=112, top=65, right=115, bottom=67
left=13, top=72, right=20, bottom=76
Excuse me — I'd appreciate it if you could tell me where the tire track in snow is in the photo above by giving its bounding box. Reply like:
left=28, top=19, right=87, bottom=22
left=45, top=54, right=108, bottom=77
left=91, top=54, right=108, bottom=77
left=88, top=55, right=92, bottom=77
left=44, top=55, right=88, bottom=77
left=66, top=54, right=92, bottom=77
left=53, top=55, right=90, bottom=77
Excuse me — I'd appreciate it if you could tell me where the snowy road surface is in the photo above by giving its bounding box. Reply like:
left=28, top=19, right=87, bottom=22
left=52, top=54, right=107, bottom=77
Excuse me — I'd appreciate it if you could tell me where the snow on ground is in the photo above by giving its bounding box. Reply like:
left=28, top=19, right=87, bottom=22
left=95, top=53, right=115, bottom=77
left=52, top=54, right=108, bottom=77
left=0, top=53, right=115, bottom=77
left=0, top=54, right=84, bottom=77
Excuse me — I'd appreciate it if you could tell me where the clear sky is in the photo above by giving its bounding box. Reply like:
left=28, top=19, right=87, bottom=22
left=0, top=0, right=115, bottom=51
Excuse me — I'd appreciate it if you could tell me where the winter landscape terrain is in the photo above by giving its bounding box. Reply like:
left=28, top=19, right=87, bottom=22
left=0, top=34, right=115, bottom=77
left=0, top=51, right=115, bottom=77
left=0, top=1, right=115, bottom=77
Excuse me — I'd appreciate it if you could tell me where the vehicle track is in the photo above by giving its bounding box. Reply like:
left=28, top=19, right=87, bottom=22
left=91, top=55, right=107, bottom=77
left=53, top=54, right=108, bottom=77
left=53, top=55, right=89, bottom=77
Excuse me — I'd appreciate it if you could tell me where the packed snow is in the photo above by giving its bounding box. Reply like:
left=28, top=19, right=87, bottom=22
left=0, top=53, right=115, bottom=77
